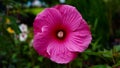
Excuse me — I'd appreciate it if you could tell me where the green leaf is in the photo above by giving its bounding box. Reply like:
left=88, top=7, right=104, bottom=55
left=38, top=57, right=44, bottom=62
left=24, top=8, right=44, bottom=15
left=34, top=65, right=40, bottom=68
left=114, top=45, right=120, bottom=52
left=90, top=65, right=112, bottom=68
left=91, top=37, right=102, bottom=50
left=101, top=49, right=112, bottom=58
left=93, top=18, right=98, bottom=31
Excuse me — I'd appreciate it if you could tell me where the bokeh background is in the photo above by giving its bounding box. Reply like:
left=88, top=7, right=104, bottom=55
left=0, top=0, right=120, bottom=68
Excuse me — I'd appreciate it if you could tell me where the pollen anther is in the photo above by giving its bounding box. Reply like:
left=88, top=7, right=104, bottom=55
left=57, top=31, right=64, bottom=38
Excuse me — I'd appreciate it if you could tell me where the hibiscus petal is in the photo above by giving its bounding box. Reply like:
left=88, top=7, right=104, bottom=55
left=33, top=8, right=62, bottom=35
left=33, top=32, right=50, bottom=58
left=65, top=19, right=92, bottom=52
left=54, top=5, right=82, bottom=31
left=47, top=41, right=77, bottom=64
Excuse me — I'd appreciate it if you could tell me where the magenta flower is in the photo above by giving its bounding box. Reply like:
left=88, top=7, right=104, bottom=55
left=33, top=5, right=92, bottom=64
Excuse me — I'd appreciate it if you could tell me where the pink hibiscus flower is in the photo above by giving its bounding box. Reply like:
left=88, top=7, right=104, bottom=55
left=33, top=5, right=92, bottom=64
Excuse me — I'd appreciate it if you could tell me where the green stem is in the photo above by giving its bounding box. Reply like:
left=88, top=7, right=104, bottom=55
left=112, top=49, right=116, bottom=64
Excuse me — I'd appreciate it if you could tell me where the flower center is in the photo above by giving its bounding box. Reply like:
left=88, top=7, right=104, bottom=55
left=57, top=31, right=64, bottom=38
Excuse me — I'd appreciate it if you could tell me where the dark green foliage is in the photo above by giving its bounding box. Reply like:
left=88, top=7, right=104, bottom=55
left=0, top=0, right=120, bottom=68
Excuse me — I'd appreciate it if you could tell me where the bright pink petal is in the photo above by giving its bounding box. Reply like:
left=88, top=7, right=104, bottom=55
left=33, top=8, right=62, bottom=35
left=47, top=41, right=77, bottom=64
left=54, top=5, right=82, bottom=31
left=65, top=19, right=92, bottom=52
left=33, top=32, right=51, bottom=58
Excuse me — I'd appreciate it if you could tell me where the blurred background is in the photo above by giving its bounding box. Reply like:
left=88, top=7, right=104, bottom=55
left=0, top=0, right=120, bottom=68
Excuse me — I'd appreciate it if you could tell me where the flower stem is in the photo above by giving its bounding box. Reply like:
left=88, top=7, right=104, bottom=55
left=66, top=63, right=71, bottom=68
